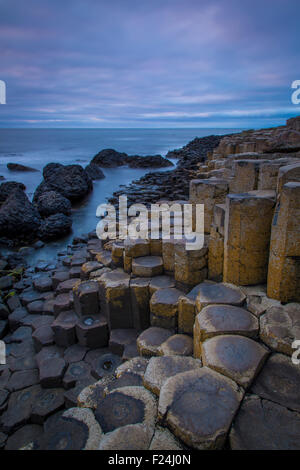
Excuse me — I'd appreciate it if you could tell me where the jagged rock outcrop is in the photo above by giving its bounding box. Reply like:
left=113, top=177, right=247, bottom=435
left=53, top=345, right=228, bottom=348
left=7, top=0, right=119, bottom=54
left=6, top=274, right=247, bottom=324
left=33, top=163, right=93, bottom=203
left=0, top=188, right=41, bottom=242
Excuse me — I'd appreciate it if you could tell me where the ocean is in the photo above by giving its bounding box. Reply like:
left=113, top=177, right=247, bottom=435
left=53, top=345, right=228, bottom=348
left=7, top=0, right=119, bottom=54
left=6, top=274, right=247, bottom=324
left=0, top=128, right=240, bottom=263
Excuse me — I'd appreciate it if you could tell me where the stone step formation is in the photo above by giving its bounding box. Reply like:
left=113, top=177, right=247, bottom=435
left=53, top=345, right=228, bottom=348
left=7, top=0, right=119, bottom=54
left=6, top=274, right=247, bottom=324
left=0, top=116, right=300, bottom=450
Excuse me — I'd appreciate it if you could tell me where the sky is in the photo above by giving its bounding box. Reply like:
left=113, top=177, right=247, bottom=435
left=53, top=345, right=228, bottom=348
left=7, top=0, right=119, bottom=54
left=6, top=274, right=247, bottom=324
left=0, top=0, right=299, bottom=128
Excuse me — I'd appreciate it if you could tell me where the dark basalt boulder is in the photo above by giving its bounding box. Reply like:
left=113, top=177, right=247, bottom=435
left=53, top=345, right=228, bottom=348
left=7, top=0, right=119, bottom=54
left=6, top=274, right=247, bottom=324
left=125, top=155, right=173, bottom=168
left=0, top=181, right=26, bottom=204
left=85, top=164, right=105, bottom=180
left=0, top=188, right=41, bottom=242
left=7, top=163, right=39, bottom=172
left=91, top=149, right=173, bottom=169
left=91, top=149, right=128, bottom=167
left=38, top=213, right=72, bottom=241
left=33, top=163, right=93, bottom=203
left=37, top=191, right=72, bottom=217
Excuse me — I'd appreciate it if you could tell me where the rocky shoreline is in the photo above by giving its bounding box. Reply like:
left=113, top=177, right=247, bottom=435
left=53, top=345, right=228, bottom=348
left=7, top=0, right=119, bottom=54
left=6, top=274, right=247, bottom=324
left=0, top=119, right=300, bottom=450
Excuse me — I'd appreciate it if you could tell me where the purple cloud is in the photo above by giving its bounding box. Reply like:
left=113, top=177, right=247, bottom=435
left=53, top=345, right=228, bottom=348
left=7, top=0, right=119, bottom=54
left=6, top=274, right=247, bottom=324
left=0, top=0, right=299, bottom=127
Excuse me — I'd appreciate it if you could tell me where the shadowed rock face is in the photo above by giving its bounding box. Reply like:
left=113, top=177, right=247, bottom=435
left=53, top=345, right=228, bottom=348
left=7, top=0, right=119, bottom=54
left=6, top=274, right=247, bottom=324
left=41, top=416, right=89, bottom=450
left=230, top=395, right=300, bottom=450
left=0, top=188, right=41, bottom=242
left=38, top=213, right=72, bottom=241
left=0, top=181, right=26, bottom=204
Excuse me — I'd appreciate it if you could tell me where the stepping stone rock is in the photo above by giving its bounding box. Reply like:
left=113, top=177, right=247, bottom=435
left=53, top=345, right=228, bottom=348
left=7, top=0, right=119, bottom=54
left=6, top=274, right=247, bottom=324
left=76, top=315, right=108, bottom=349
left=94, top=386, right=157, bottom=433
left=251, top=353, right=300, bottom=412
left=35, top=345, right=63, bottom=368
left=33, top=276, right=53, bottom=293
left=196, top=282, right=246, bottom=312
left=149, top=275, right=176, bottom=296
left=43, top=299, right=55, bottom=315
left=27, top=300, right=45, bottom=315
left=159, top=334, right=193, bottom=356
left=31, top=388, right=65, bottom=424
left=99, top=423, right=153, bottom=450
left=91, top=352, right=122, bottom=380
left=30, top=315, right=54, bottom=331
left=260, top=303, right=300, bottom=356
left=69, top=266, right=82, bottom=278
left=132, top=256, right=163, bottom=277
left=201, top=335, right=269, bottom=388
left=109, top=328, right=138, bottom=356
left=52, top=270, right=70, bottom=290
left=5, top=424, right=42, bottom=450
left=7, top=369, right=39, bottom=392
left=32, top=326, right=54, bottom=352
left=116, top=357, right=149, bottom=379
left=11, top=326, right=32, bottom=343
left=53, top=293, right=73, bottom=316
left=52, top=310, right=78, bottom=347
left=73, top=280, right=100, bottom=316
left=80, top=261, right=103, bottom=280
left=193, top=304, right=259, bottom=357
left=9, top=354, right=37, bottom=372
left=158, top=367, right=244, bottom=449
left=39, top=357, right=67, bottom=388
left=41, top=407, right=102, bottom=450
left=124, top=238, right=150, bottom=258
left=8, top=308, right=28, bottom=331
left=63, top=344, right=87, bottom=363
left=150, top=288, right=183, bottom=329
left=144, top=355, right=202, bottom=395
left=0, top=385, right=41, bottom=434
left=230, top=395, right=300, bottom=450
left=20, top=290, right=44, bottom=306
left=63, top=361, right=93, bottom=389
left=137, top=327, right=173, bottom=357
left=149, top=426, right=184, bottom=450
left=56, top=278, right=78, bottom=294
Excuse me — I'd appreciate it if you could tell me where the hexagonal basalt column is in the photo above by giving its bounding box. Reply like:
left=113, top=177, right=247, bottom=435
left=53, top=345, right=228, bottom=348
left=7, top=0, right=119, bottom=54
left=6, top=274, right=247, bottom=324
left=143, top=355, right=201, bottom=396
left=150, top=287, right=183, bottom=329
left=267, top=183, right=300, bottom=302
left=208, top=204, right=226, bottom=282
left=189, top=178, right=229, bottom=234
left=201, top=334, right=269, bottom=388
left=73, top=280, right=100, bottom=317
left=195, top=281, right=246, bottom=312
left=223, top=191, right=276, bottom=285
left=76, top=315, right=108, bottom=349
left=158, top=367, right=244, bottom=449
left=137, top=327, right=173, bottom=357
left=130, top=277, right=151, bottom=330
left=132, top=256, right=163, bottom=277
left=98, top=270, right=133, bottom=329
left=194, top=304, right=259, bottom=353
left=174, top=239, right=208, bottom=291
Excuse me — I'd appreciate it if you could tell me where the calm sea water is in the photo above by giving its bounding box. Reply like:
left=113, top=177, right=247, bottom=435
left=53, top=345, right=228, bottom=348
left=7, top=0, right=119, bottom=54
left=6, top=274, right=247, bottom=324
left=0, top=128, right=240, bottom=262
